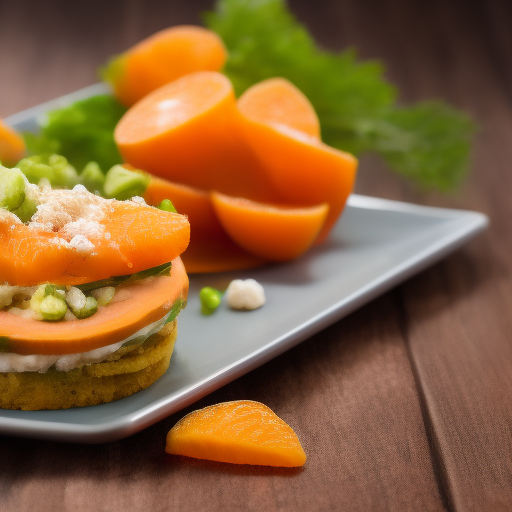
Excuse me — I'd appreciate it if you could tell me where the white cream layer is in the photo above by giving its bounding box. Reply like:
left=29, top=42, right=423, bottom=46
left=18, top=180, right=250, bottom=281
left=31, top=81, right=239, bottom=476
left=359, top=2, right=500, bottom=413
left=0, top=313, right=169, bottom=374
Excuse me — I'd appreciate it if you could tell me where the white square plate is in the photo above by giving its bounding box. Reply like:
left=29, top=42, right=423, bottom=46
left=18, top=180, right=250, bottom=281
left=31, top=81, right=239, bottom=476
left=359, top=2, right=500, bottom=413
left=0, top=86, right=488, bottom=442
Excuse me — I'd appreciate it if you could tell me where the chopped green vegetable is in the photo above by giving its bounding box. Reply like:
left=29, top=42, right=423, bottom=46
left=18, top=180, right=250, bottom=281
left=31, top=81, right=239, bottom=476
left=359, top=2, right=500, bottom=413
left=23, top=95, right=127, bottom=171
left=31, top=284, right=68, bottom=321
left=70, top=296, right=98, bottom=319
left=90, top=286, right=116, bottom=306
left=17, top=154, right=78, bottom=188
left=158, top=199, right=177, bottom=213
left=205, top=0, right=476, bottom=190
left=80, top=161, right=106, bottom=194
left=77, top=262, right=172, bottom=293
left=103, top=164, right=150, bottom=200
left=11, top=196, right=37, bottom=222
left=199, top=286, right=223, bottom=315
left=166, top=297, right=187, bottom=324
left=40, top=295, right=68, bottom=321
left=0, top=167, right=26, bottom=211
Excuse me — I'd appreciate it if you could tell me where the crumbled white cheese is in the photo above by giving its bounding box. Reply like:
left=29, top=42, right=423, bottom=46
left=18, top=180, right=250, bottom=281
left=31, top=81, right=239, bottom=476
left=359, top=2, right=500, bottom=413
left=25, top=186, right=109, bottom=254
left=68, top=234, right=95, bottom=253
left=225, top=279, right=265, bottom=310
left=66, top=286, right=86, bottom=310
left=131, top=196, right=146, bottom=205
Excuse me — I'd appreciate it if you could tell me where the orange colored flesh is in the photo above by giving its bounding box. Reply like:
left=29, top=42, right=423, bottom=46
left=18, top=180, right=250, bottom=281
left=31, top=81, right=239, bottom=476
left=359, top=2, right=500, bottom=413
left=115, top=72, right=281, bottom=203
left=0, top=118, right=25, bottom=166
left=211, top=191, right=329, bottom=261
left=0, top=201, right=190, bottom=286
left=144, top=177, right=265, bottom=273
left=166, top=400, right=306, bottom=467
left=237, top=78, right=321, bottom=138
left=0, top=257, right=188, bottom=355
left=237, top=112, right=357, bottom=243
left=112, top=26, right=227, bottom=106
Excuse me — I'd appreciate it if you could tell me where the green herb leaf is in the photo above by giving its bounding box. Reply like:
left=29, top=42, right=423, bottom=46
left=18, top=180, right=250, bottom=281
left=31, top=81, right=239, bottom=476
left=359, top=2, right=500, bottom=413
left=24, top=95, right=127, bottom=171
left=77, top=262, right=172, bottom=293
left=205, top=0, right=476, bottom=191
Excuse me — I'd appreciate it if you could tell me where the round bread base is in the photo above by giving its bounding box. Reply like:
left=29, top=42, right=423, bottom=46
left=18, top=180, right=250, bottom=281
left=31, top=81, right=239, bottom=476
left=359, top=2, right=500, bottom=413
left=0, top=320, right=177, bottom=410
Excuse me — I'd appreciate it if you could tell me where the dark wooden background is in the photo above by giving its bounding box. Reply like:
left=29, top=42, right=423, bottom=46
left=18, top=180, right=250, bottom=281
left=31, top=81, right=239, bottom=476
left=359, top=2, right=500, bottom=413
left=1, top=0, right=511, bottom=510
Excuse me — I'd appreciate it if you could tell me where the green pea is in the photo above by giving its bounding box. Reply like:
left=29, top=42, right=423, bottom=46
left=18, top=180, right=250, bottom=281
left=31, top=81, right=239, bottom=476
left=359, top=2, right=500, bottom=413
left=80, top=161, right=105, bottom=194
left=0, top=167, right=26, bottom=211
left=199, top=286, right=223, bottom=315
left=103, top=165, right=150, bottom=200
left=158, top=199, right=177, bottom=213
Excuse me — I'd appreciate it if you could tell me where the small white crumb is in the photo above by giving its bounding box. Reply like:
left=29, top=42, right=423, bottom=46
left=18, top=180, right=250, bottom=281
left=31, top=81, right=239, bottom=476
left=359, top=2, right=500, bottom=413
left=225, top=279, right=265, bottom=311
left=131, top=196, right=146, bottom=205
left=69, top=235, right=95, bottom=253
left=72, top=184, right=88, bottom=193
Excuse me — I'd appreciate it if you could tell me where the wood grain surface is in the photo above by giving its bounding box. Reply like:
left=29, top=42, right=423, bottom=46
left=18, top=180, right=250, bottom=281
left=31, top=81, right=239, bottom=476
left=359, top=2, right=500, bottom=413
left=0, top=0, right=511, bottom=510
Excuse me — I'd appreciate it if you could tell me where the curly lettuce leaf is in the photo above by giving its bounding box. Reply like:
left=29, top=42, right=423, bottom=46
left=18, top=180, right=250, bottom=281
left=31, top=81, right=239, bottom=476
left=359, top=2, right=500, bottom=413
left=24, top=95, right=127, bottom=171
left=205, top=0, right=476, bottom=190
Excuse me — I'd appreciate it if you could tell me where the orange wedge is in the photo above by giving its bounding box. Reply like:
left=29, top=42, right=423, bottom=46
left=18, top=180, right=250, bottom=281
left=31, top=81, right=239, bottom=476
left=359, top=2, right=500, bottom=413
left=105, top=26, right=227, bottom=106
left=166, top=400, right=306, bottom=467
left=144, top=176, right=265, bottom=273
left=115, top=72, right=279, bottom=203
left=237, top=103, right=357, bottom=243
left=237, top=77, right=320, bottom=138
left=0, top=118, right=25, bottom=166
left=211, top=191, right=329, bottom=261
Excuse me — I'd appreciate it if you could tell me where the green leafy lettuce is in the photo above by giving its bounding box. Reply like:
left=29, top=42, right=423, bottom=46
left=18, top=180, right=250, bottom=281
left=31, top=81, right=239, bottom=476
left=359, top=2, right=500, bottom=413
left=205, top=0, right=476, bottom=191
left=24, top=95, right=127, bottom=171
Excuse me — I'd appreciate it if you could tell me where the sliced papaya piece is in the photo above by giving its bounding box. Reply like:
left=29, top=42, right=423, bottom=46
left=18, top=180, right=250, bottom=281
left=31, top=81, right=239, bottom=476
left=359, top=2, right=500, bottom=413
left=0, top=257, right=188, bottom=355
left=144, top=176, right=265, bottom=273
left=115, top=72, right=280, bottom=203
left=237, top=78, right=320, bottom=138
left=166, top=400, right=306, bottom=467
left=0, top=189, right=190, bottom=286
left=237, top=106, right=357, bottom=243
left=104, top=26, right=227, bottom=107
left=211, top=191, right=328, bottom=261
left=0, top=118, right=25, bottom=166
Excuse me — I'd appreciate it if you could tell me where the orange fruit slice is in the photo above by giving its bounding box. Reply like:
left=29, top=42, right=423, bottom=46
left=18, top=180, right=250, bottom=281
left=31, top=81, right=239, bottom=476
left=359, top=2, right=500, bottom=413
left=211, top=191, right=329, bottom=261
left=115, top=71, right=278, bottom=203
left=166, top=400, right=306, bottom=467
left=0, top=193, right=190, bottom=286
left=0, top=118, right=25, bottom=166
left=237, top=77, right=320, bottom=138
left=144, top=176, right=265, bottom=273
left=105, top=26, right=227, bottom=106
left=237, top=111, right=357, bottom=244
left=0, top=257, right=188, bottom=356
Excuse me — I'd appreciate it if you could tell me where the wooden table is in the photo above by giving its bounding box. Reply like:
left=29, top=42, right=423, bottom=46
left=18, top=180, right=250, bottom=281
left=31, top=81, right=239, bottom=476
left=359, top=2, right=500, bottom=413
left=1, top=0, right=511, bottom=510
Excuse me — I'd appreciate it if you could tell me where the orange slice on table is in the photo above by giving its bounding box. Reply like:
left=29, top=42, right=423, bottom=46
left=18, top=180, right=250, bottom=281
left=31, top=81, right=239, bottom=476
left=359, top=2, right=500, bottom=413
left=0, top=118, right=25, bottom=166
left=115, top=71, right=280, bottom=204
left=211, top=191, right=329, bottom=261
left=105, top=26, right=227, bottom=107
left=144, top=176, right=265, bottom=273
left=166, top=400, right=307, bottom=467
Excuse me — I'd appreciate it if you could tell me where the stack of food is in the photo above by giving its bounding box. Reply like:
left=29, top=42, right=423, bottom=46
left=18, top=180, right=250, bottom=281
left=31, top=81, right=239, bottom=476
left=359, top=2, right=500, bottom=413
left=0, top=166, right=189, bottom=410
